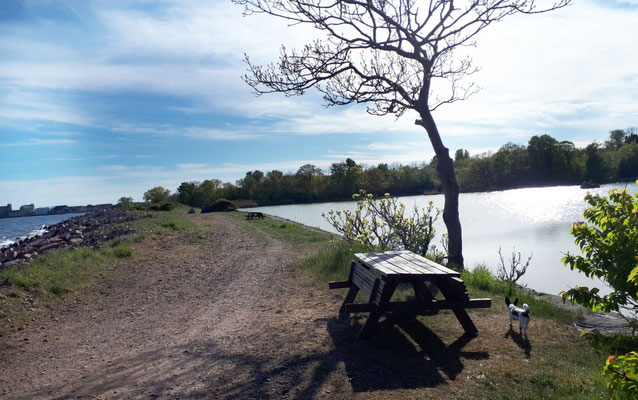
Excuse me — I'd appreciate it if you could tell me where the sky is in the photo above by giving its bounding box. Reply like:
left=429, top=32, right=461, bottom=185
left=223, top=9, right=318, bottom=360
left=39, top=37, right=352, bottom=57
left=1, top=0, right=637, bottom=207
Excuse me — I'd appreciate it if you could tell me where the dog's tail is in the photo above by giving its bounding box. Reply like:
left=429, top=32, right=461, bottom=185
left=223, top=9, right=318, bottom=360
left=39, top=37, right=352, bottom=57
left=522, top=304, right=529, bottom=312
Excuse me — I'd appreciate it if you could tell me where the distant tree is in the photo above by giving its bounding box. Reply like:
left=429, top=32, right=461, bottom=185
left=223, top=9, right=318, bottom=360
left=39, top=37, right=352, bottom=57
left=235, top=0, right=570, bottom=268
left=528, top=134, right=558, bottom=181
left=585, top=143, right=605, bottom=183
left=606, top=129, right=626, bottom=150
left=455, top=149, right=470, bottom=162
left=143, top=186, right=171, bottom=204
left=118, top=196, right=134, bottom=210
left=557, top=140, right=576, bottom=181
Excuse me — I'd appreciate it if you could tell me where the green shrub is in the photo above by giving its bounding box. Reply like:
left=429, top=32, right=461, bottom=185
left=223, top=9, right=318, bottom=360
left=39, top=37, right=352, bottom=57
left=159, top=202, right=176, bottom=211
left=202, top=199, right=238, bottom=212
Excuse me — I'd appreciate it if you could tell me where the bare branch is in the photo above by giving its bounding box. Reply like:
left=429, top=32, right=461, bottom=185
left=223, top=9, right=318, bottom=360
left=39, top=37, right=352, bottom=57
left=235, top=0, right=571, bottom=114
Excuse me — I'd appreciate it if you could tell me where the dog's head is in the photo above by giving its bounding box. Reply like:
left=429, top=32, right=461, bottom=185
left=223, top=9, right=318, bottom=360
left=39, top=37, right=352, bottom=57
left=505, top=296, right=519, bottom=308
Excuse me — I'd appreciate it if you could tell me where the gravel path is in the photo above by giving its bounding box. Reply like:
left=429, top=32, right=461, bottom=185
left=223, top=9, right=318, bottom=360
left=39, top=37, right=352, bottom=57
left=0, top=213, right=346, bottom=399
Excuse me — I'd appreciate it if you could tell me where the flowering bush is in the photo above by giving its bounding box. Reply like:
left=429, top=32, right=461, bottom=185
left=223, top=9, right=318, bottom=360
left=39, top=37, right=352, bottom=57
left=322, top=190, right=441, bottom=257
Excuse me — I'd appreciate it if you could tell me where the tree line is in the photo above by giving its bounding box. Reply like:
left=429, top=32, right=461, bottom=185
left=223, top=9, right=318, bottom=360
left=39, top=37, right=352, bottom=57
left=150, top=128, right=637, bottom=208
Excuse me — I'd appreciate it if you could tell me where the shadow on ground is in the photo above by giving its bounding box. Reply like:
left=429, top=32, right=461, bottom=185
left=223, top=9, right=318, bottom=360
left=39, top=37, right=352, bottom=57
left=328, top=315, right=489, bottom=392
left=24, top=316, right=489, bottom=399
left=504, top=326, right=533, bottom=359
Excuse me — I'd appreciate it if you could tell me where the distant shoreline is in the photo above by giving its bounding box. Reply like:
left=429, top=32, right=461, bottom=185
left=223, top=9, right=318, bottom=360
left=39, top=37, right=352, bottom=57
left=0, top=211, right=85, bottom=220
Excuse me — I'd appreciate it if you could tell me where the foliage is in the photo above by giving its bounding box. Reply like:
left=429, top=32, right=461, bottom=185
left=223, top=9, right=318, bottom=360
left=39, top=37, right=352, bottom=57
left=496, top=246, right=532, bottom=285
left=201, top=199, right=237, bottom=212
left=118, top=196, right=134, bottom=210
left=143, top=186, right=171, bottom=203
left=323, top=190, right=441, bottom=257
left=168, top=128, right=637, bottom=210
left=561, top=184, right=638, bottom=314
left=149, top=202, right=177, bottom=211
left=603, top=352, right=638, bottom=398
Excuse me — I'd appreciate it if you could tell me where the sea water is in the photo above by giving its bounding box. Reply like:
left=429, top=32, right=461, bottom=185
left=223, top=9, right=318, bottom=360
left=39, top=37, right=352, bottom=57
left=0, top=213, right=84, bottom=249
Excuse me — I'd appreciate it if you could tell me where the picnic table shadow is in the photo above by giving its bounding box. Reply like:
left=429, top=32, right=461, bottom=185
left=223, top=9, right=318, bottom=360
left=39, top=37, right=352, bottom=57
left=327, top=314, right=489, bottom=392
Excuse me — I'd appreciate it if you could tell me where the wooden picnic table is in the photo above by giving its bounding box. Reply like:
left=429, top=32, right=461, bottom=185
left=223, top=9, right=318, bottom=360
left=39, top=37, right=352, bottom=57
left=329, top=250, right=491, bottom=339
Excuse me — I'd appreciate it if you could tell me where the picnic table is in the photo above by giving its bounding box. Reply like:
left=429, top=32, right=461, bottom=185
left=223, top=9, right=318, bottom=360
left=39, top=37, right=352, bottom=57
left=245, top=212, right=264, bottom=220
left=329, top=250, right=491, bottom=339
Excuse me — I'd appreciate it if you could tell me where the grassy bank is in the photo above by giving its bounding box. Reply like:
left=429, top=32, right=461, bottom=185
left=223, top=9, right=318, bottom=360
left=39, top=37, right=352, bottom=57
left=0, top=207, right=195, bottom=328
left=0, top=244, right=134, bottom=327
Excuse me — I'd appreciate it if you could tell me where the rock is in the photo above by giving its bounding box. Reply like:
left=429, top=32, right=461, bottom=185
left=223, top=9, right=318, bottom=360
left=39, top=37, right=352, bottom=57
left=188, top=208, right=196, bottom=214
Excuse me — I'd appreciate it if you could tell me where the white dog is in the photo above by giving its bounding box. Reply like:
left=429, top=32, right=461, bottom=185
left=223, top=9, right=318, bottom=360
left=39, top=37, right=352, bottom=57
left=506, top=297, right=530, bottom=338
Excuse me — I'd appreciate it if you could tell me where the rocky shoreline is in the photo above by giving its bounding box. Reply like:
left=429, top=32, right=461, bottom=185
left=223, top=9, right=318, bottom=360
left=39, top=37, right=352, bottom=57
left=0, top=209, right=150, bottom=269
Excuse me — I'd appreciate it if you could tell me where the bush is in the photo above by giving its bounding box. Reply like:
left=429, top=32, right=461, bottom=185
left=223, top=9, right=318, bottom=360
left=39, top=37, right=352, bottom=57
left=322, top=190, right=441, bottom=257
left=202, top=199, right=237, bottom=213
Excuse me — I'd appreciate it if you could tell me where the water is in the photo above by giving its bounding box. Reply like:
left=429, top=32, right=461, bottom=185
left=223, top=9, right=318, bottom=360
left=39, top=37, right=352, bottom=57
left=246, top=182, right=638, bottom=296
left=0, top=213, right=85, bottom=249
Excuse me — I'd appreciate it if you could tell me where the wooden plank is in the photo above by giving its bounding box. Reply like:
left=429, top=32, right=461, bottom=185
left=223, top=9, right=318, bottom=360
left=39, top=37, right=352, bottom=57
left=396, top=252, right=460, bottom=276
left=328, top=281, right=350, bottom=289
left=343, top=298, right=490, bottom=314
left=355, top=253, right=412, bottom=276
left=467, top=298, right=491, bottom=308
left=351, top=263, right=377, bottom=295
left=375, top=252, right=426, bottom=275
left=356, top=252, right=423, bottom=276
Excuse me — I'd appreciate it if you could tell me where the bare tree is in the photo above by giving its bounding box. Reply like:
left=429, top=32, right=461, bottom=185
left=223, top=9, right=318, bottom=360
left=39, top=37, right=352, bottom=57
left=234, top=0, right=571, bottom=268
left=497, top=246, right=532, bottom=285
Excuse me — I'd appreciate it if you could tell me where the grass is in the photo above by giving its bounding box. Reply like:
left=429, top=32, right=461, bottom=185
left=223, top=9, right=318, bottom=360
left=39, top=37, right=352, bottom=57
left=0, top=245, right=134, bottom=326
left=230, top=211, right=330, bottom=245
left=461, top=264, right=575, bottom=323
left=128, top=208, right=194, bottom=233
left=286, top=237, right=611, bottom=398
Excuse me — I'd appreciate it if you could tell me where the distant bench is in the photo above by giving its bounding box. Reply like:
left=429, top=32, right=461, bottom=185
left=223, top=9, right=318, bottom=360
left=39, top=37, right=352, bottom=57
left=245, top=212, right=264, bottom=220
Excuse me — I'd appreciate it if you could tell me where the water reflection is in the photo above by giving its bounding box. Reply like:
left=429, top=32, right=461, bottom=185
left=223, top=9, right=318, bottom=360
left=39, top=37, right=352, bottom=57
left=249, top=183, right=637, bottom=296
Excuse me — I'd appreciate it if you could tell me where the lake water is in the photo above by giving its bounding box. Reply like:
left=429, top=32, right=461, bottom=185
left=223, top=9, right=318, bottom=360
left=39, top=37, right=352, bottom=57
left=0, top=213, right=84, bottom=249
left=246, top=183, right=638, bottom=296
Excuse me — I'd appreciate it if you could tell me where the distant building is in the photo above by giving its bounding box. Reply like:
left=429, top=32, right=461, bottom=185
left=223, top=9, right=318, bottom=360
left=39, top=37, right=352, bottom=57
left=49, top=205, right=69, bottom=215
left=35, top=207, right=50, bottom=215
left=19, top=204, right=35, bottom=216
left=0, top=204, right=11, bottom=217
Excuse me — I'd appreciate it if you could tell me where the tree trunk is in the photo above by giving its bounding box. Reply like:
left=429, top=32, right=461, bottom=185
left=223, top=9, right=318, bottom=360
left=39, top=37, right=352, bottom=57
left=417, top=110, right=464, bottom=269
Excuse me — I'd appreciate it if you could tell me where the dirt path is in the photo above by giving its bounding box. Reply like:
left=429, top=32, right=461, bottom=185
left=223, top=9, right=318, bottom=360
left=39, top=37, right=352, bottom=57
left=0, top=213, right=600, bottom=399
left=0, top=213, right=346, bottom=399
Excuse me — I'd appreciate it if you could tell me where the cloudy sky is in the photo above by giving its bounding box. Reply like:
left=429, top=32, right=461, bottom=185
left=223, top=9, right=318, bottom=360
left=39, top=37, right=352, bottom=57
left=1, top=0, right=637, bottom=207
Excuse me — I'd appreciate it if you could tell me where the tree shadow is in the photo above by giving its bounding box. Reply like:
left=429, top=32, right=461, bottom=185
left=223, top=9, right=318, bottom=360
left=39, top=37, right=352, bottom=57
left=326, top=315, right=489, bottom=392
left=504, top=326, right=532, bottom=358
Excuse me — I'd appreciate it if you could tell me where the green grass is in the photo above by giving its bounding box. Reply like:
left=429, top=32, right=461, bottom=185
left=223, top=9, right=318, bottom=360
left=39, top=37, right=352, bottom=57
left=127, top=208, right=194, bottom=233
left=292, top=239, right=367, bottom=282
left=231, top=211, right=330, bottom=245
left=0, top=245, right=134, bottom=325
left=462, top=264, right=575, bottom=324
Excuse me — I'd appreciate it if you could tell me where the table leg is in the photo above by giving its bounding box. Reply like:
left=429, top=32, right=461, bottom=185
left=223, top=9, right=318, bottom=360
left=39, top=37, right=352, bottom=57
left=357, top=280, right=397, bottom=339
left=339, top=286, right=359, bottom=318
left=339, top=261, right=359, bottom=318
left=435, top=278, right=478, bottom=334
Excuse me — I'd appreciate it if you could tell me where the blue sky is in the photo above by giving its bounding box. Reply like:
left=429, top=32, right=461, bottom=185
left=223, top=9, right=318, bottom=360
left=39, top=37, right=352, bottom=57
left=1, top=0, right=637, bottom=207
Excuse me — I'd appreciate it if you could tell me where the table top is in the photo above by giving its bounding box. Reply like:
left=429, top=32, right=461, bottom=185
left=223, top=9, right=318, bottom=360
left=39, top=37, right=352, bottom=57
left=354, top=250, right=460, bottom=278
